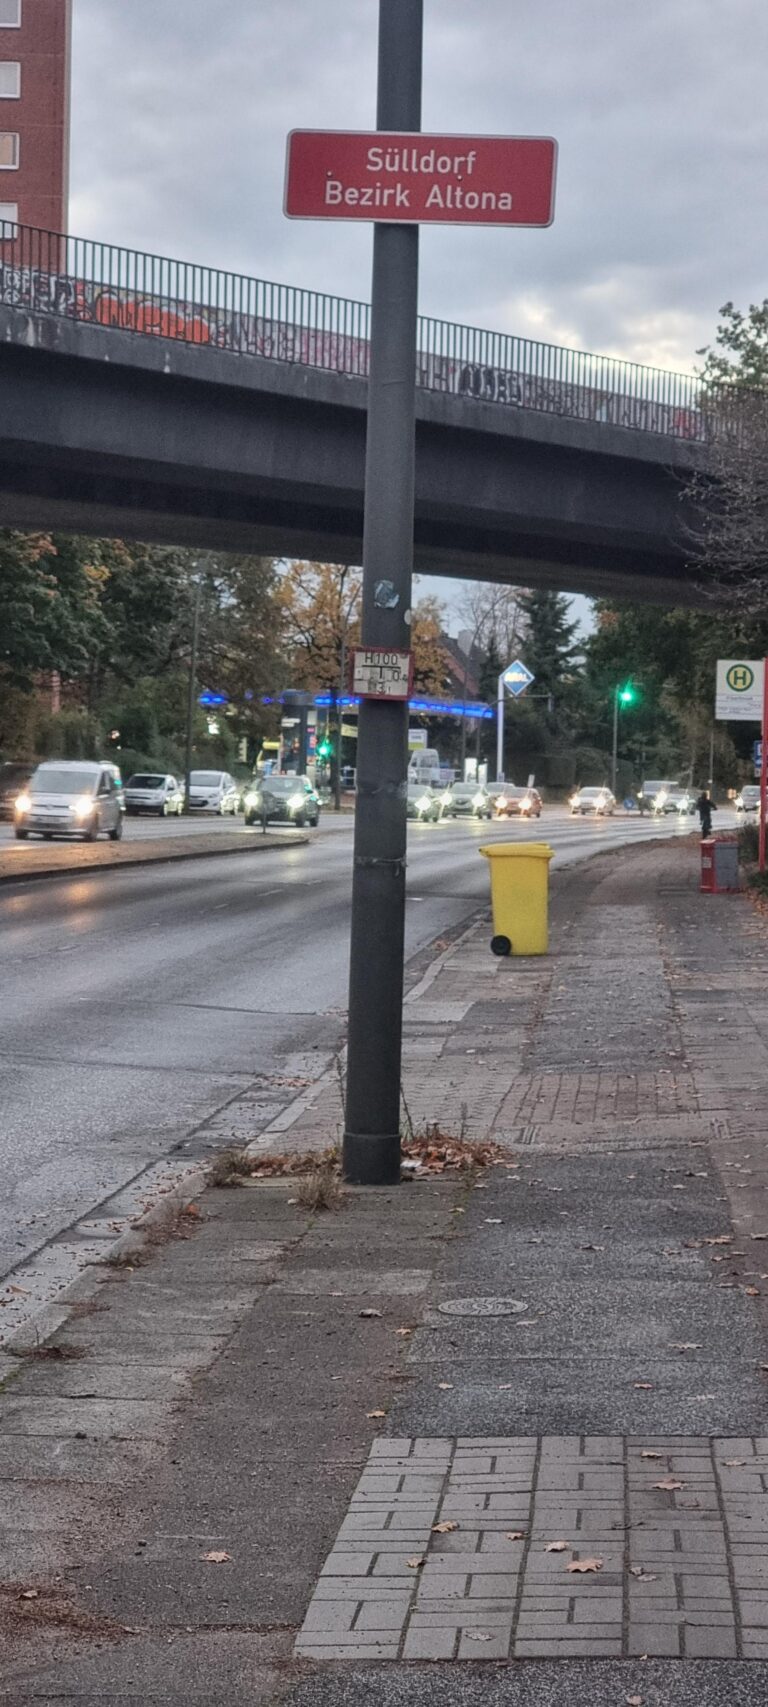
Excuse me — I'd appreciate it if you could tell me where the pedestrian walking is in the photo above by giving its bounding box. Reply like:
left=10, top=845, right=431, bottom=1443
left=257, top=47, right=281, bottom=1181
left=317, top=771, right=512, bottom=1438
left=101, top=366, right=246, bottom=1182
left=695, top=788, right=717, bottom=838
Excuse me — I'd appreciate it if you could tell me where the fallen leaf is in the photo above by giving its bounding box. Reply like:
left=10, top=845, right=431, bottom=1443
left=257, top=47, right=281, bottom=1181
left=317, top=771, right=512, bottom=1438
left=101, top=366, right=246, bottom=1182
left=545, top=1541, right=569, bottom=1553
left=751, top=1233, right=768, bottom=1241
left=359, top=1308, right=382, bottom=1318
left=406, top=1556, right=426, bottom=1569
left=640, top=1450, right=663, bottom=1460
left=669, top=1342, right=702, bottom=1352
left=745, top=1286, right=761, bottom=1297
left=465, top=1631, right=492, bottom=1642
left=200, top=1550, right=231, bottom=1563
left=703, top=1234, right=732, bottom=1245
left=626, top=1696, right=644, bottom=1705
left=432, top=1521, right=459, bottom=1534
left=394, top=1327, right=412, bottom=1337
left=19, top=1589, right=39, bottom=1600
left=567, top=1557, right=603, bottom=1574
left=723, top=1458, right=747, bottom=1467
left=633, top=1382, right=653, bottom=1390
left=366, top=1409, right=386, bottom=1419
left=629, top=1567, right=657, bottom=1582
left=506, top=1531, right=527, bottom=1541
left=484, top=1218, right=502, bottom=1225
left=438, top=1382, right=453, bottom=1390
left=653, top=1478, right=684, bottom=1491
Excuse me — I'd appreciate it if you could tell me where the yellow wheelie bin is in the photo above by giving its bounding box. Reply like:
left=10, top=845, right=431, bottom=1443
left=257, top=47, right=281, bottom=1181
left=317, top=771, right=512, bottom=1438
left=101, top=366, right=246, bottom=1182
left=479, top=841, right=554, bottom=956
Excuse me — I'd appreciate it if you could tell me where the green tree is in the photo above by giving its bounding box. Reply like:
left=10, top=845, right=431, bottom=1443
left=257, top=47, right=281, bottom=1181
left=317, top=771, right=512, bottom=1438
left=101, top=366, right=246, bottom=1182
left=518, top=589, right=579, bottom=699
left=0, top=531, right=107, bottom=690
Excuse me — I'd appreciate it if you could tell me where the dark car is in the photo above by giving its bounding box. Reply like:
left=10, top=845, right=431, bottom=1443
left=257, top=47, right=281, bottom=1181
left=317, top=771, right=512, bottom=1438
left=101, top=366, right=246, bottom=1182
left=443, top=783, right=493, bottom=820
left=243, top=774, right=320, bottom=828
left=406, top=784, right=442, bottom=822
left=0, top=760, right=33, bottom=820
left=495, top=785, right=543, bottom=819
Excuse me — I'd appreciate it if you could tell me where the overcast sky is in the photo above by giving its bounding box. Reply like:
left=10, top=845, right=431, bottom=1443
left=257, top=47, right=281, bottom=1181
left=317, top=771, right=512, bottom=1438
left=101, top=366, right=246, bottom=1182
left=69, top=0, right=767, bottom=630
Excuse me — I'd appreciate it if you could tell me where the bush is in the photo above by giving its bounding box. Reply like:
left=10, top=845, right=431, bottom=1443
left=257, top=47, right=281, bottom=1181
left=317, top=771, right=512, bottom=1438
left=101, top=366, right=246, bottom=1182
left=738, top=822, right=759, bottom=866
left=34, top=709, right=103, bottom=761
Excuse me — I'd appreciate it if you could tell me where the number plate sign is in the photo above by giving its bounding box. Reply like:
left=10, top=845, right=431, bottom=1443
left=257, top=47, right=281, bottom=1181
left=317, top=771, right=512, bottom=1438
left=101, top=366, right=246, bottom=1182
left=352, top=647, right=413, bottom=701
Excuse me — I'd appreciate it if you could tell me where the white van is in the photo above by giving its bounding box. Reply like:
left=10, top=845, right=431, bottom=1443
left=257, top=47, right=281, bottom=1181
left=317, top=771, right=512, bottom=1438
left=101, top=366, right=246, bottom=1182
left=14, top=761, right=124, bottom=841
left=408, top=748, right=442, bottom=787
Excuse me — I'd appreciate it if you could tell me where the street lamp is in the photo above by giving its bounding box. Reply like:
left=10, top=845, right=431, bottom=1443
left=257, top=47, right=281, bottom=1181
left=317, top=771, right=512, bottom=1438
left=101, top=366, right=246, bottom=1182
left=611, top=681, right=636, bottom=797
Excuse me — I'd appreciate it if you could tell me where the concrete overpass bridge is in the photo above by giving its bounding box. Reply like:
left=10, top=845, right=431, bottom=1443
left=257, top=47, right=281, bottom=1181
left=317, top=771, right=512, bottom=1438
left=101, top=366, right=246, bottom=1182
left=0, top=224, right=708, bottom=604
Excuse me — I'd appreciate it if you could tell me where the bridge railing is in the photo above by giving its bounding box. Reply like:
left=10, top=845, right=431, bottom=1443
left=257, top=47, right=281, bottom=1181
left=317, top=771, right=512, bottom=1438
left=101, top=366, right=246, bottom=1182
left=0, top=221, right=706, bottom=440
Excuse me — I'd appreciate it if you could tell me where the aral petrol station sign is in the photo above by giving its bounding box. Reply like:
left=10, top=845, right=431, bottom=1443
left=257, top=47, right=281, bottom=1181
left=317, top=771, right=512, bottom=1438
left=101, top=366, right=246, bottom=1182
left=285, top=131, right=557, bottom=226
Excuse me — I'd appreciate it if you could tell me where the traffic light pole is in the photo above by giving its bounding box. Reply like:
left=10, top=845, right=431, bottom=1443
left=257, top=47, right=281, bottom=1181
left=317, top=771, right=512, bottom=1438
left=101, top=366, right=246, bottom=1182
left=342, top=0, right=423, bottom=1185
left=611, top=685, right=619, bottom=798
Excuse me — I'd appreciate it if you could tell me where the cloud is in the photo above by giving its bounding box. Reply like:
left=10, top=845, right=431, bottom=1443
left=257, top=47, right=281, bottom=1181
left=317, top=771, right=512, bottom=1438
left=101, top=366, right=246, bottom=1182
left=70, top=0, right=768, bottom=378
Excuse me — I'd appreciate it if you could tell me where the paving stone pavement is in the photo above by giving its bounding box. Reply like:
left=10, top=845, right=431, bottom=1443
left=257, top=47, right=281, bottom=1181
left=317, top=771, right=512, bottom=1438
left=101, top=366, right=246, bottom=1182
left=9, top=839, right=768, bottom=1705
left=296, top=1433, right=768, bottom=1660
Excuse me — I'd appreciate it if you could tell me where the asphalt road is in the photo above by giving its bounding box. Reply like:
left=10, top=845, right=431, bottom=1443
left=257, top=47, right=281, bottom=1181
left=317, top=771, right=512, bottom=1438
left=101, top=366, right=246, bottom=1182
left=0, top=806, right=728, bottom=1286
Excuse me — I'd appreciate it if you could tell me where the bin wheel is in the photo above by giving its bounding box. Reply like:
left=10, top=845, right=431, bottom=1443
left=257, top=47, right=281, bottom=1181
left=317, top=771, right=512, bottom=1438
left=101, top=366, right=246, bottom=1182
left=490, top=934, right=512, bottom=957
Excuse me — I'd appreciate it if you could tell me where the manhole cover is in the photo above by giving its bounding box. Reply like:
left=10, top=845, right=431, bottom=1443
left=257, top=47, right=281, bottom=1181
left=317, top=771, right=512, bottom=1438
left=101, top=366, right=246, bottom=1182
left=437, top=1296, right=528, bottom=1318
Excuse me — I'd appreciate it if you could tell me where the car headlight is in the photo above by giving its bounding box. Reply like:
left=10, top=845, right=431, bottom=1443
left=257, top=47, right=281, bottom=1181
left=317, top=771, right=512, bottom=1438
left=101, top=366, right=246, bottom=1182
left=245, top=791, right=261, bottom=808
left=654, top=792, right=666, bottom=807
left=72, top=795, right=95, bottom=820
left=441, top=790, right=452, bottom=806
left=289, top=793, right=304, bottom=810
left=569, top=794, right=579, bottom=807
left=417, top=795, right=432, bottom=812
left=472, top=792, right=485, bottom=807
left=520, top=800, right=531, bottom=813
left=14, top=793, right=31, bottom=813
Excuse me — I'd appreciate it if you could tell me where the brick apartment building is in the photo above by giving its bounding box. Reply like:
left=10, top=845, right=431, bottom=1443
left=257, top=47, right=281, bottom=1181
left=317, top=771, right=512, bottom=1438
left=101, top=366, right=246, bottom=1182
left=0, top=0, right=71, bottom=234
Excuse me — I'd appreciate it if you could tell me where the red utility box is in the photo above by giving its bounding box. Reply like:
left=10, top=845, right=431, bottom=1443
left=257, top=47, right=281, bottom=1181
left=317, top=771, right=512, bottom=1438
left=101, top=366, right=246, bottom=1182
left=700, top=837, right=740, bottom=894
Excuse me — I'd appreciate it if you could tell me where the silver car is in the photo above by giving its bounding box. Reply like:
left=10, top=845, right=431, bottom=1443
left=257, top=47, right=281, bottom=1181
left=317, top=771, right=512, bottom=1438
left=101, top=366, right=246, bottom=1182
left=14, top=760, right=124, bottom=841
left=124, top=772, right=184, bottom=817
left=187, top=770, right=239, bottom=814
left=570, top=786, right=616, bottom=816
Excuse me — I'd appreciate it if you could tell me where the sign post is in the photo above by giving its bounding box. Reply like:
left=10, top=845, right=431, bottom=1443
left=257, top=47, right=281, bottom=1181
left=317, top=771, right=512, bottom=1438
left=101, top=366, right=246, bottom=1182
left=340, top=0, right=423, bottom=1185
left=496, top=660, right=535, bottom=780
left=285, top=5, right=557, bottom=1185
left=761, top=659, right=768, bottom=874
left=715, top=660, right=767, bottom=873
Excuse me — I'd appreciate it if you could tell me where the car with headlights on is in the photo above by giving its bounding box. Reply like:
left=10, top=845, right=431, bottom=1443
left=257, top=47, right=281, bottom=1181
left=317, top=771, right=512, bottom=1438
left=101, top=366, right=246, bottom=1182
left=442, top=783, right=494, bottom=820
left=0, top=760, right=34, bottom=820
left=124, top=772, right=184, bottom=816
left=243, top=774, right=320, bottom=828
left=187, top=770, right=239, bottom=814
left=652, top=786, right=694, bottom=816
left=14, top=761, right=123, bottom=841
left=736, top=784, right=761, bottom=814
left=569, top=786, right=615, bottom=816
left=494, top=784, right=542, bottom=819
left=406, top=784, right=442, bottom=822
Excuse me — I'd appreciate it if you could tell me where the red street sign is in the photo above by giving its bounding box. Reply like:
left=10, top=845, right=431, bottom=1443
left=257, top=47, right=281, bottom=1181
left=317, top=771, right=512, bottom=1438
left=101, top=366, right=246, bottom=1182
left=284, top=131, right=557, bottom=227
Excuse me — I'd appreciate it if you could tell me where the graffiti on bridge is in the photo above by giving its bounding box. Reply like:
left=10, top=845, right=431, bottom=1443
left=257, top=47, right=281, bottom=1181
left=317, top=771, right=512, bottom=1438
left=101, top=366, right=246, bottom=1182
left=0, top=262, right=704, bottom=441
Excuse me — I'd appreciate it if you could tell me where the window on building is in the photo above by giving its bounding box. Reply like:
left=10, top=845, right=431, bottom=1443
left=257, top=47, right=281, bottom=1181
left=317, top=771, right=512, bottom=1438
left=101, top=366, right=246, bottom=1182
left=0, top=1, right=21, bottom=27
left=0, top=63, right=20, bottom=97
left=0, top=201, right=18, bottom=233
left=0, top=130, right=18, bottom=168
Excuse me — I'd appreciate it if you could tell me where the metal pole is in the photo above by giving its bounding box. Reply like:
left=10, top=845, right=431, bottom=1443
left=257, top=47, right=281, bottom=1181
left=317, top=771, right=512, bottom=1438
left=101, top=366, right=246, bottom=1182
left=342, top=0, right=423, bottom=1186
left=611, top=685, right=619, bottom=797
left=496, top=670, right=505, bottom=781
left=184, top=571, right=202, bottom=812
left=760, top=659, right=768, bottom=874
left=708, top=727, right=714, bottom=791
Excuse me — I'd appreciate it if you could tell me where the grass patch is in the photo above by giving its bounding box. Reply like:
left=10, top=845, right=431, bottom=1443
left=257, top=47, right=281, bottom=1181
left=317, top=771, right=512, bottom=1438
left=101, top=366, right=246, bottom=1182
left=208, top=1145, right=254, bottom=1188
